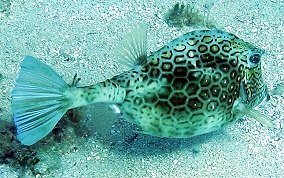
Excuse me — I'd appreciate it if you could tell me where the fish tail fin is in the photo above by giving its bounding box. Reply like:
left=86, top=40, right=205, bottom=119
left=11, top=56, right=71, bottom=146
left=113, top=23, right=148, bottom=70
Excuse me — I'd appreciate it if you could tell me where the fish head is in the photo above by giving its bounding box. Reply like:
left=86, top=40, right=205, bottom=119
left=235, top=41, right=269, bottom=108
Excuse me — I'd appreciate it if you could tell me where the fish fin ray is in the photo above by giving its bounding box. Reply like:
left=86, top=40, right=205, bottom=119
left=85, top=103, right=120, bottom=135
left=243, top=109, right=273, bottom=127
left=11, top=56, right=70, bottom=145
left=113, top=23, right=147, bottom=70
left=233, top=99, right=272, bottom=127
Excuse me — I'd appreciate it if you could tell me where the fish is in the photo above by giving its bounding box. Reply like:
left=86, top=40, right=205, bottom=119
left=11, top=25, right=272, bottom=146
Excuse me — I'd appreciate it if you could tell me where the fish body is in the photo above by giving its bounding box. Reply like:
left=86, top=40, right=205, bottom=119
left=11, top=27, right=271, bottom=145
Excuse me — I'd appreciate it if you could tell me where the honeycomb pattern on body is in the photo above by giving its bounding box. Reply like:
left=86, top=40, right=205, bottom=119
left=113, top=30, right=263, bottom=138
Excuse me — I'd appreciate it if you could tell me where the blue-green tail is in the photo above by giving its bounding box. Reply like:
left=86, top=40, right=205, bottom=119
left=11, top=56, right=70, bottom=146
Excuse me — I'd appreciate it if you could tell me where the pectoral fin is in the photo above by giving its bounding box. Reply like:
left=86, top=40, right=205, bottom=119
left=233, top=99, right=273, bottom=127
left=241, top=108, right=273, bottom=127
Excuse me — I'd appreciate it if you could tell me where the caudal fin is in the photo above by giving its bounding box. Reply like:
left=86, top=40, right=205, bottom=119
left=11, top=56, right=70, bottom=146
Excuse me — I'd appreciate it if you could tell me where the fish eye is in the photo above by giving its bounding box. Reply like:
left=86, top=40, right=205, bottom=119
left=249, top=53, right=261, bottom=64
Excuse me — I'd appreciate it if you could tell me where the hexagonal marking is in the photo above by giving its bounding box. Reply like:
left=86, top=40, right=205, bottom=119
left=216, top=55, right=228, bottom=63
left=220, top=64, right=230, bottom=72
left=169, top=91, right=187, bottom=106
left=172, top=77, right=188, bottom=90
left=161, top=73, right=174, bottom=83
left=162, top=62, right=173, bottom=71
left=149, top=68, right=160, bottom=78
left=174, top=56, right=186, bottom=64
left=186, top=83, right=199, bottom=95
left=220, top=92, right=227, bottom=101
left=221, top=77, right=229, bottom=87
left=157, top=86, right=172, bottom=99
left=144, top=92, right=159, bottom=103
left=228, top=82, right=236, bottom=92
left=198, top=44, right=208, bottom=53
left=187, top=98, right=202, bottom=110
left=222, top=44, right=231, bottom=52
left=230, top=70, right=237, bottom=79
left=229, top=58, right=238, bottom=66
left=200, top=53, right=214, bottom=64
left=210, top=85, right=220, bottom=97
left=213, top=71, right=222, bottom=82
left=227, top=96, right=233, bottom=105
left=210, top=44, right=220, bottom=54
left=199, top=89, right=210, bottom=100
left=200, top=75, right=211, bottom=87
left=187, top=49, right=198, bottom=58
left=206, top=101, right=219, bottom=111
left=173, top=66, right=187, bottom=77
left=155, top=100, right=172, bottom=114
left=149, top=57, right=159, bottom=66
left=187, top=71, right=201, bottom=81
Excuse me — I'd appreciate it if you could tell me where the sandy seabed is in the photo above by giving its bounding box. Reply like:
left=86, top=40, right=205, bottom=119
left=0, top=0, right=283, bottom=177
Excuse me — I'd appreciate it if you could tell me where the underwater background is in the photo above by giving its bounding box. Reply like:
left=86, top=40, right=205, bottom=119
left=0, top=0, right=283, bottom=177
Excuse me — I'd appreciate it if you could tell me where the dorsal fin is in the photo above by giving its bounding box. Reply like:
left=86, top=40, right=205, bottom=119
left=113, top=23, right=147, bottom=70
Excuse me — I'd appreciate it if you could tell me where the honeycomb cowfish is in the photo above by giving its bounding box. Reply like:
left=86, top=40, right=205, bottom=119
left=11, top=25, right=272, bottom=146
